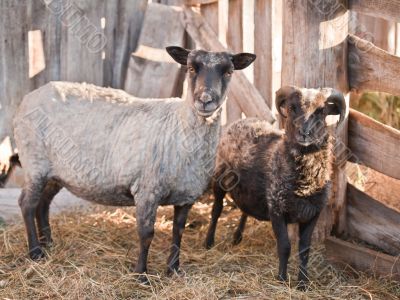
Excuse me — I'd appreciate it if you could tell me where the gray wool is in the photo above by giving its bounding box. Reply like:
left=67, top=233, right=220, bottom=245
left=13, top=81, right=222, bottom=207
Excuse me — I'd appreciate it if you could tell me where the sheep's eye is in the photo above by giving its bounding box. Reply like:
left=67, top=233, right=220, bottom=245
left=188, top=66, right=196, bottom=73
left=224, top=70, right=233, bottom=77
left=290, top=104, right=298, bottom=113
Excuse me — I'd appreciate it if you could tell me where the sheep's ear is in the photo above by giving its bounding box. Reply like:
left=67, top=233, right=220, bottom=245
left=275, top=86, right=299, bottom=118
left=231, top=53, right=256, bottom=70
left=166, top=46, right=190, bottom=65
left=325, top=89, right=346, bottom=125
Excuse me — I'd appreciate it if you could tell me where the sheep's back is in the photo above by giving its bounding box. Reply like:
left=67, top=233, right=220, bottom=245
left=13, top=82, right=186, bottom=201
left=216, top=118, right=282, bottom=170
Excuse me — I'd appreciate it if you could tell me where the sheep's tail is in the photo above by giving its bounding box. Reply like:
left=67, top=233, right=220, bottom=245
left=0, top=154, right=21, bottom=188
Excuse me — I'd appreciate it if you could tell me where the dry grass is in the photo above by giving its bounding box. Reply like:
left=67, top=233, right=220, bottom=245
left=0, top=200, right=399, bottom=300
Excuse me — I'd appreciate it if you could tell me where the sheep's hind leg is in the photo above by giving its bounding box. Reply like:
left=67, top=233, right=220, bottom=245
left=36, top=180, right=62, bottom=247
left=204, top=182, right=226, bottom=249
left=297, top=214, right=319, bottom=290
left=19, top=178, right=48, bottom=260
left=166, top=203, right=192, bottom=275
left=271, top=215, right=291, bottom=282
left=232, top=213, right=248, bottom=245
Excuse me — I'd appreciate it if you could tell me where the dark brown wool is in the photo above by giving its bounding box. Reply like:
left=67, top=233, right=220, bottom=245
left=205, top=86, right=346, bottom=290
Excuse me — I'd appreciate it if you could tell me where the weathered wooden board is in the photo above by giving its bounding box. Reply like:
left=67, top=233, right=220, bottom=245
left=60, top=0, right=105, bottom=85
left=0, top=0, right=30, bottom=147
left=124, top=4, right=185, bottom=98
left=346, top=184, right=400, bottom=256
left=200, top=1, right=219, bottom=35
left=182, top=7, right=275, bottom=123
left=226, top=0, right=243, bottom=124
left=103, top=0, right=147, bottom=88
left=28, top=0, right=62, bottom=89
left=282, top=0, right=349, bottom=239
left=185, top=0, right=218, bottom=5
left=348, top=108, right=400, bottom=179
left=325, top=237, right=400, bottom=281
left=254, top=0, right=273, bottom=107
left=352, top=13, right=396, bottom=54
left=348, top=34, right=400, bottom=96
left=349, top=0, right=400, bottom=23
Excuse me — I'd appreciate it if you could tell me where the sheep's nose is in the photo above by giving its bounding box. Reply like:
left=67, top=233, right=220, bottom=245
left=199, top=93, right=213, bottom=105
left=299, top=129, right=311, bottom=138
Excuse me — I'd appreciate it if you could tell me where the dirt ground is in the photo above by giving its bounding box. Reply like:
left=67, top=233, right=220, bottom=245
left=0, top=199, right=399, bottom=300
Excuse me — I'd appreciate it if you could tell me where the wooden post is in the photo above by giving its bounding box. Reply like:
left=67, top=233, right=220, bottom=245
left=226, top=0, right=243, bottom=123
left=254, top=0, right=273, bottom=107
left=281, top=0, right=349, bottom=240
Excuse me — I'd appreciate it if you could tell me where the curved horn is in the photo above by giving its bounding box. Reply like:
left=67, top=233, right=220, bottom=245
left=325, top=89, right=346, bottom=125
left=275, top=86, right=299, bottom=118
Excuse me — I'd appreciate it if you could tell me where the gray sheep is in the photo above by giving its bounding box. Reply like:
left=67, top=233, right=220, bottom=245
left=13, top=46, right=256, bottom=280
left=205, top=86, right=346, bottom=289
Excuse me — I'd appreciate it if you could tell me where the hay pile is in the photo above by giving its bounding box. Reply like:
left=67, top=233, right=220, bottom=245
left=0, top=200, right=399, bottom=299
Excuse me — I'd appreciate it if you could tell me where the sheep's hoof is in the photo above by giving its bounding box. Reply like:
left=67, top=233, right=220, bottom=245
left=136, top=274, right=150, bottom=285
left=232, top=232, right=242, bottom=246
left=166, top=266, right=183, bottom=277
left=297, top=280, right=310, bottom=291
left=204, top=238, right=214, bottom=250
left=29, top=247, right=45, bottom=260
left=275, top=274, right=287, bottom=283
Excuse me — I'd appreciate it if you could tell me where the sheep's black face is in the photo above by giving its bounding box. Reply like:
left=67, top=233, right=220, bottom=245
left=166, top=46, right=256, bottom=118
left=287, top=93, right=329, bottom=147
left=276, top=86, right=346, bottom=149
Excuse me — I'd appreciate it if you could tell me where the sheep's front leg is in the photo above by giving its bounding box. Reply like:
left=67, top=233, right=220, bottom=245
left=204, top=183, right=226, bottom=249
left=297, top=214, right=319, bottom=290
left=134, top=198, right=157, bottom=282
left=271, top=215, right=290, bottom=282
left=166, top=204, right=192, bottom=275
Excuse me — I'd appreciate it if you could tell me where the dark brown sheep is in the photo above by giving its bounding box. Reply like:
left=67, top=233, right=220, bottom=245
left=205, top=86, right=346, bottom=290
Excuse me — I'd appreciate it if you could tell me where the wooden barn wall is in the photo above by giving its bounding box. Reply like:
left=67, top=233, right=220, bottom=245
left=0, top=0, right=147, bottom=150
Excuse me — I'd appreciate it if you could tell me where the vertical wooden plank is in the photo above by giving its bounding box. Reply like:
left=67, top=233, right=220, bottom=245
left=282, top=0, right=349, bottom=240
left=272, top=0, right=282, bottom=110
left=0, top=0, right=30, bottom=148
left=124, top=4, right=185, bottom=98
left=60, top=0, right=105, bottom=85
left=254, top=0, right=273, bottom=107
left=396, top=23, right=400, bottom=56
left=104, top=0, right=147, bottom=88
left=201, top=2, right=218, bottom=35
left=227, top=0, right=242, bottom=53
left=226, top=0, right=243, bottom=123
left=28, top=0, right=61, bottom=89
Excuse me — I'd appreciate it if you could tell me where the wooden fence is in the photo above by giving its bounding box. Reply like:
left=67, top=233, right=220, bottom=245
left=0, top=0, right=148, bottom=150
left=0, top=0, right=399, bottom=279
